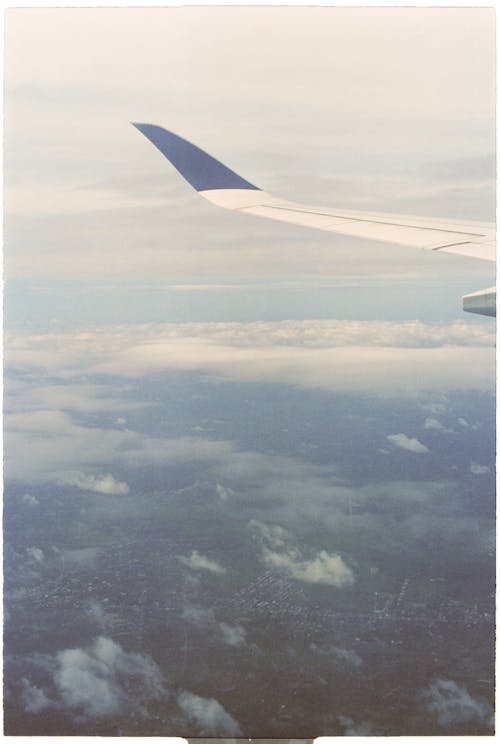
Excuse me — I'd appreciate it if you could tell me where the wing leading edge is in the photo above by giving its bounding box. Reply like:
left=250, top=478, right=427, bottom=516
left=133, top=123, right=496, bottom=316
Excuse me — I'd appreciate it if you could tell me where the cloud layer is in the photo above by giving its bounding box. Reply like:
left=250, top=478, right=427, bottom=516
left=5, top=318, right=492, bottom=492
left=6, top=320, right=495, bottom=397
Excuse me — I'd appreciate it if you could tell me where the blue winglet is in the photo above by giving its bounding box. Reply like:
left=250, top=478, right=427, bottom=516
left=132, top=123, right=260, bottom=192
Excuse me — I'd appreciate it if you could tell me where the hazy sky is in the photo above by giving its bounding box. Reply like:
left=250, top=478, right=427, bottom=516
left=4, top=8, right=496, bottom=737
left=4, top=6, right=495, bottom=323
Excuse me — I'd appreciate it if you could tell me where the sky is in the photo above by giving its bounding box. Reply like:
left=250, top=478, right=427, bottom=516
left=3, top=5, right=497, bottom=741
left=4, top=5, right=496, bottom=323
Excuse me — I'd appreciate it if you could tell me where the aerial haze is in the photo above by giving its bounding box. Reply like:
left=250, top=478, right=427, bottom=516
left=3, top=6, right=496, bottom=737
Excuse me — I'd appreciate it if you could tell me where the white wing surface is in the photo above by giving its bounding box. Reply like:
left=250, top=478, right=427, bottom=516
left=133, top=124, right=496, bottom=316
left=201, top=189, right=495, bottom=261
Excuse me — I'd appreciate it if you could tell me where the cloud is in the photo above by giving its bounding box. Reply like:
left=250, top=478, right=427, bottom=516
left=177, top=690, right=242, bottom=736
left=218, top=622, right=246, bottom=647
left=60, top=471, right=130, bottom=495
left=19, top=637, right=167, bottom=723
left=215, top=482, right=235, bottom=501
left=6, top=321, right=495, bottom=400
left=424, top=417, right=445, bottom=431
left=421, top=401, right=448, bottom=415
left=60, top=547, right=102, bottom=569
left=85, top=600, right=119, bottom=631
left=26, top=547, right=44, bottom=562
left=310, top=643, right=362, bottom=668
left=338, top=715, right=373, bottom=735
left=469, top=463, right=489, bottom=475
left=264, top=547, right=355, bottom=587
left=21, top=678, right=54, bottom=713
left=53, top=636, right=167, bottom=720
left=5, top=379, right=147, bottom=415
left=182, top=606, right=246, bottom=649
left=86, top=339, right=497, bottom=397
left=81, top=319, right=494, bottom=350
left=249, top=520, right=290, bottom=549
left=178, top=550, right=226, bottom=575
left=182, top=605, right=216, bottom=628
left=4, top=403, right=235, bottom=486
left=387, top=433, right=429, bottom=454
left=422, top=679, right=493, bottom=728
left=252, top=520, right=354, bottom=587
left=331, top=647, right=362, bottom=669
left=22, top=493, right=39, bottom=506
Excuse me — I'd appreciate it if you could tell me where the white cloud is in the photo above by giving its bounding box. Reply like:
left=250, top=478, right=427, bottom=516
left=422, top=678, right=493, bottom=728
left=182, top=605, right=215, bottom=629
left=253, top=520, right=354, bottom=587
left=387, top=433, right=429, bottom=454
left=424, top=417, right=445, bottom=431
left=5, top=380, right=147, bottom=416
left=331, top=647, right=362, bottom=668
left=338, top=715, right=373, bottom=735
left=26, top=547, right=44, bottom=562
left=182, top=606, right=246, bottom=649
left=218, top=622, right=246, bottom=647
left=6, top=321, right=495, bottom=400
left=20, top=637, right=168, bottom=722
left=215, top=482, right=235, bottom=501
left=56, top=652, right=121, bottom=718
left=88, top=340, right=496, bottom=396
left=310, top=643, right=362, bottom=668
left=245, top=478, right=492, bottom=572
left=60, top=471, right=130, bottom=495
left=22, top=492, right=39, bottom=506
left=54, top=636, right=167, bottom=719
left=60, top=547, right=102, bottom=569
left=421, top=401, right=448, bottom=415
left=177, top=690, right=242, bottom=736
left=21, top=678, right=54, bottom=713
left=249, top=520, right=290, bottom=549
left=469, top=462, right=490, bottom=475
left=76, top=319, right=494, bottom=351
left=178, top=550, right=225, bottom=575
left=264, top=547, right=354, bottom=587
left=4, top=404, right=235, bottom=486
left=85, top=600, right=118, bottom=631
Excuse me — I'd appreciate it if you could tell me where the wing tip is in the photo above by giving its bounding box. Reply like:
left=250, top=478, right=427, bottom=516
left=132, top=123, right=260, bottom=192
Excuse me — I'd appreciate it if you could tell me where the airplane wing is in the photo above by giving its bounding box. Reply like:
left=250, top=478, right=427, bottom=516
left=132, top=123, right=496, bottom=317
